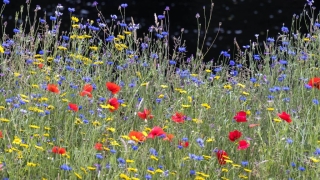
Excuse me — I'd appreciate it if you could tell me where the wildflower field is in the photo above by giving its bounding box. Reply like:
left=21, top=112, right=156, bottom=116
left=1, top=0, right=320, bottom=179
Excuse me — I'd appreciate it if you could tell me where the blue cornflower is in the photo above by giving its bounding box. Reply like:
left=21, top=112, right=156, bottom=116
left=110, top=149, right=116, bottom=154
left=13, top=28, right=20, bottom=33
left=282, top=87, right=290, bottom=91
left=196, top=138, right=205, bottom=147
left=291, top=162, right=296, bottom=167
left=229, top=60, right=235, bottom=66
left=50, top=16, right=57, bottom=21
left=60, top=164, right=72, bottom=171
left=286, top=138, right=293, bottom=144
left=110, top=14, right=117, bottom=20
left=120, top=3, right=128, bottom=8
left=149, top=148, right=158, bottom=156
left=305, top=84, right=312, bottom=89
left=161, top=31, right=168, bottom=36
left=117, top=158, right=125, bottom=164
left=141, top=43, right=148, bottom=49
left=178, top=47, right=186, bottom=52
left=298, top=167, right=305, bottom=171
left=105, top=163, right=111, bottom=169
left=148, top=167, right=155, bottom=171
left=3, top=0, right=9, bottom=4
left=190, top=170, right=196, bottom=175
left=105, top=35, right=115, bottom=42
left=169, top=60, right=176, bottom=65
left=214, top=67, right=222, bottom=72
left=253, top=54, right=260, bottom=60
left=282, top=98, right=290, bottom=102
left=119, top=23, right=127, bottom=27
left=230, top=70, right=238, bottom=76
left=132, top=145, right=138, bottom=150
left=267, top=37, right=275, bottom=42
left=145, top=174, right=152, bottom=180
left=279, top=60, right=287, bottom=65
left=68, top=8, right=75, bottom=12
left=158, top=15, right=165, bottom=19
left=281, top=26, right=289, bottom=33
left=96, top=154, right=103, bottom=159
left=241, top=161, right=249, bottom=166
left=314, top=148, right=320, bottom=155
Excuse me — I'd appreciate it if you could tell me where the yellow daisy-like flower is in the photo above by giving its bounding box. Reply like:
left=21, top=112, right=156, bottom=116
left=0, top=45, right=4, bottom=53
left=71, top=16, right=79, bottom=23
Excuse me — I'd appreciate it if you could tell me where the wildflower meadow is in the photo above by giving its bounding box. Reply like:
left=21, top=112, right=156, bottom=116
left=1, top=0, right=320, bottom=179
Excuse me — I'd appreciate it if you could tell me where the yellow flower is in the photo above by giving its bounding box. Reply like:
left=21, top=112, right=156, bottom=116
left=13, top=137, right=22, bottom=145
left=205, top=69, right=211, bottom=72
left=155, top=169, right=164, bottom=173
left=126, top=159, right=134, bottom=163
left=239, top=174, right=248, bottom=179
left=150, top=155, right=158, bottom=161
left=181, top=104, right=191, bottom=108
left=35, top=145, right=44, bottom=151
left=237, top=83, right=246, bottom=88
left=107, top=127, right=115, bottom=132
left=242, top=91, right=249, bottom=96
left=0, top=118, right=10, bottom=122
left=147, top=170, right=155, bottom=174
left=141, top=82, right=149, bottom=86
left=89, top=46, right=98, bottom=51
left=123, top=31, right=132, bottom=35
left=117, top=34, right=125, bottom=40
left=214, top=76, right=220, bottom=80
left=29, top=125, right=40, bottom=129
left=0, top=45, right=4, bottom=53
left=158, top=94, right=164, bottom=98
left=87, top=166, right=96, bottom=170
left=201, top=103, right=211, bottom=109
left=74, top=172, right=82, bottom=179
left=119, top=174, right=130, bottom=180
left=14, top=72, right=21, bottom=77
left=206, top=138, right=214, bottom=142
left=309, top=157, right=320, bottom=163
left=244, top=168, right=252, bottom=172
left=232, top=163, right=241, bottom=168
left=160, top=85, right=168, bottom=88
left=222, top=168, right=228, bottom=172
left=127, top=167, right=138, bottom=172
left=27, top=162, right=37, bottom=167
left=57, top=46, right=67, bottom=50
left=223, top=84, right=232, bottom=90
left=191, top=73, right=198, bottom=77
left=194, top=176, right=205, bottom=180
left=266, top=107, right=274, bottom=111
left=71, top=16, right=79, bottom=22
left=0, top=106, right=5, bottom=110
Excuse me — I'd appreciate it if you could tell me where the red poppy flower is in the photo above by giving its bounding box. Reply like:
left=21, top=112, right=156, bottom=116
left=106, top=82, right=121, bottom=94
left=80, top=84, right=93, bottom=98
left=52, top=146, right=66, bottom=154
left=233, top=111, right=247, bottom=122
left=237, top=140, right=250, bottom=150
left=137, top=109, right=154, bottom=120
left=107, top=97, right=119, bottom=112
left=94, top=143, right=103, bottom=151
left=163, top=134, right=174, bottom=141
left=147, top=126, right=166, bottom=139
left=0, top=130, right=3, bottom=138
left=129, top=131, right=146, bottom=142
left=308, top=77, right=320, bottom=89
left=171, top=112, right=186, bottom=123
left=278, top=112, right=292, bottom=123
left=216, top=150, right=228, bottom=165
left=47, top=84, right=60, bottom=94
left=68, top=103, right=79, bottom=112
left=229, top=130, right=242, bottom=142
left=80, top=90, right=92, bottom=98
left=38, top=63, right=44, bottom=69
left=179, top=141, right=189, bottom=148
left=83, top=84, right=93, bottom=92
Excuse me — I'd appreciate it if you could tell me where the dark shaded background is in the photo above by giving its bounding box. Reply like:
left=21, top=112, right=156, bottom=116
left=3, top=0, right=318, bottom=61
